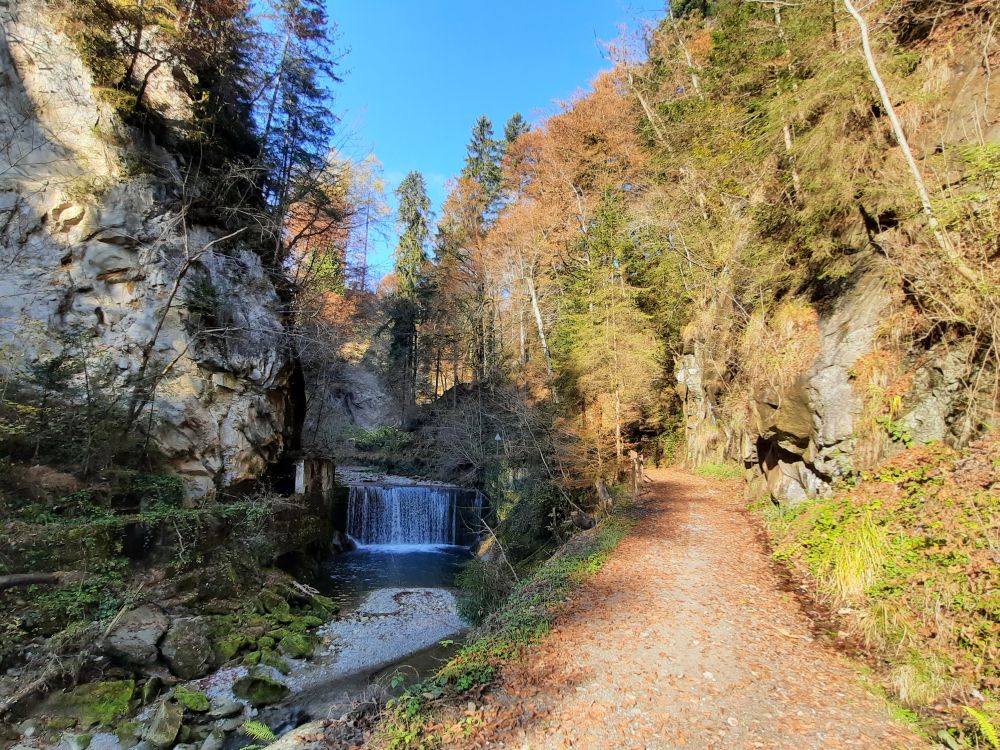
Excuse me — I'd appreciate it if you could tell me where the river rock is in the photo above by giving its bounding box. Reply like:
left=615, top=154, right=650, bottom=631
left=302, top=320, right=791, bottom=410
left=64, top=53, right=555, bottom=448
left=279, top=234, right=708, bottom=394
left=142, top=701, right=184, bottom=748
left=232, top=667, right=290, bottom=706
left=161, top=618, right=213, bottom=679
left=60, top=733, right=93, bottom=750
left=103, top=605, right=169, bottom=666
left=261, top=721, right=326, bottom=750
left=207, top=700, right=243, bottom=719
left=199, top=731, right=225, bottom=750
left=277, top=634, right=313, bottom=659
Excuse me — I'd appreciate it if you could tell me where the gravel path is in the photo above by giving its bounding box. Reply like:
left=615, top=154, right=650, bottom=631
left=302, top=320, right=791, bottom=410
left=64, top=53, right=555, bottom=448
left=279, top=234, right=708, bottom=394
left=459, top=469, right=927, bottom=749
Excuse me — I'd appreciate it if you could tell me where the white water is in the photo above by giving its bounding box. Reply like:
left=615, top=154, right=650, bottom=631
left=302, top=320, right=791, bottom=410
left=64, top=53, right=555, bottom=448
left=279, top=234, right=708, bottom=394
left=347, top=485, right=467, bottom=546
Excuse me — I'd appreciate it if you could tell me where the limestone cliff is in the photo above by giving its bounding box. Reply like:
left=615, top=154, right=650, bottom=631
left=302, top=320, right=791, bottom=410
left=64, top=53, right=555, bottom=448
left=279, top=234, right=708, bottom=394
left=0, top=1, right=298, bottom=497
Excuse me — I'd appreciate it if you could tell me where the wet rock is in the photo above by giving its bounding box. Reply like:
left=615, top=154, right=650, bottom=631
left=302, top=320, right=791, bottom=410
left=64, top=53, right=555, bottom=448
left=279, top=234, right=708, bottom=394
left=232, top=667, right=290, bottom=706
left=161, top=618, right=213, bottom=679
left=141, top=701, right=183, bottom=748
left=103, top=605, right=169, bottom=666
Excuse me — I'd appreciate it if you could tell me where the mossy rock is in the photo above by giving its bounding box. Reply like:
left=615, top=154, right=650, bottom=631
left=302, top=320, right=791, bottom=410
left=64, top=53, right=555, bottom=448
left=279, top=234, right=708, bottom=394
left=309, top=595, right=338, bottom=619
left=241, top=650, right=261, bottom=667
left=278, top=634, right=313, bottom=659
left=50, top=680, right=135, bottom=727
left=47, top=717, right=78, bottom=731
left=257, top=590, right=289, bottom=615
left=173, top=686, right=209, bottom=712
left=141, top=700, right=183, bottom=748
left=259, top=649, right=290, bottom=675
left=232, top=667, right=289, bottom=707
left=267, top=628, right=291, bottom=640
left=257, top=636, right=275, bottom=649
left=60, top=732, right=92, bottom=750
left=115, top=720, right=141, bottom=749
left=299, top=615, right=324, bottom=628
left=216, top=634, right=248, bottom=660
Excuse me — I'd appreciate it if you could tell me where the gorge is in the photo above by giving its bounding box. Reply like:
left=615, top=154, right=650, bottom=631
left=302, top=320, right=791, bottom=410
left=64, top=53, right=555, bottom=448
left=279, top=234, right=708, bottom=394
left=0, top=0, right=998, bottom=749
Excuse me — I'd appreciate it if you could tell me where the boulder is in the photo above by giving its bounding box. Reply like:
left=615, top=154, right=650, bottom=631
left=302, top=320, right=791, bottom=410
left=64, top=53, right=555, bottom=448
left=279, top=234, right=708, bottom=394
left=161, top=618, right=213, bottom=679
left=232, top=667, right=290, bottom=706
left=206, top=700, right=243, bottom=719
left=199, top=731, right=225, bottom=750
left=172, top=686, right=209, bottom=713
left=142, top=701, right=184, bottom=749
left=277, top=634, right=313, bottom=660
left=104, top=605, right=169, bottom=666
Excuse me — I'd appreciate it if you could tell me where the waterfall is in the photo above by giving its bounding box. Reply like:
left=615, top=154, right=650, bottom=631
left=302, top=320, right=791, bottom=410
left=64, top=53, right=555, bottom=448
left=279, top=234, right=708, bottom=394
left=347, top=485, right=479, bottom=547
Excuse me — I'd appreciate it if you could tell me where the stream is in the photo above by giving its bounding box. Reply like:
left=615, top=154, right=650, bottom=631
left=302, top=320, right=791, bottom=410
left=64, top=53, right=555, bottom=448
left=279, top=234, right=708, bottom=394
left=229, top=470, right=483, bottom=740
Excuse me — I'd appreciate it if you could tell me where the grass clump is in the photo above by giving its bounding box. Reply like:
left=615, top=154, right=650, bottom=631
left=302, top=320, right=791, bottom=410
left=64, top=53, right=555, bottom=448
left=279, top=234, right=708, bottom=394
left=694, top=461, right=744, bottom=480
left=378, top=509, right=632, bottom=748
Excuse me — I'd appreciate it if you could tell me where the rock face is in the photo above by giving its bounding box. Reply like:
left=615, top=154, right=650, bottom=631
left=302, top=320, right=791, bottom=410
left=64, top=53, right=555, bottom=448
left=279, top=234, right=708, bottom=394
left=160, top=618, right=213, bottom=679
left=301, top=361, right=400, bottom=451
left=0, top=0, right=298, bottom=498
left=751, top=273, right=891, bottom=504
left=103, top=605, right=170, bottom=666
left=676, top=269, right=981, bottom=505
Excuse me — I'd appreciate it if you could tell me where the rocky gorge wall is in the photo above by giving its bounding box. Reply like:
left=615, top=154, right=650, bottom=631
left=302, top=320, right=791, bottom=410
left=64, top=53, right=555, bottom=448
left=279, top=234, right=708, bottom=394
left=674, top=17, right=999, bottom=506
left=0, top=1, right=299, bottom=497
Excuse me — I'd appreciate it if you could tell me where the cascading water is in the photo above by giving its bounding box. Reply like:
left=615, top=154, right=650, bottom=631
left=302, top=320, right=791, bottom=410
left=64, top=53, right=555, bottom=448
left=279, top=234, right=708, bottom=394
left=346, top=485, right=481, bottom=547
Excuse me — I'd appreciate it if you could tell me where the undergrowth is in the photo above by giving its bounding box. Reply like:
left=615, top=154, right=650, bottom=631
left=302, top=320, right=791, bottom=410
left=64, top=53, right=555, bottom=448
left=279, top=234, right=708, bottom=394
left=694, top=461, right=744, bottom=480
left=767, top=436, right=1000, bottom=747
left=375, top=507, right=634, bottom=749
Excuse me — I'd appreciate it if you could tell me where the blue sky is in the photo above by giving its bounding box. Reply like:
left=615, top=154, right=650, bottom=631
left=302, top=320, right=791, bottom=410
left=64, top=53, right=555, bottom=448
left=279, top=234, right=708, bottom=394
left=329, top=0, right=662, bottom=281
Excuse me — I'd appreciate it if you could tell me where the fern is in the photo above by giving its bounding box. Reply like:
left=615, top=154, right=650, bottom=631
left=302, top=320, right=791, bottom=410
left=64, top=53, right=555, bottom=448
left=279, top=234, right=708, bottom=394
left=242, top=720, right=277, bottom=744
left=965, top=706, right=1000, bottom=750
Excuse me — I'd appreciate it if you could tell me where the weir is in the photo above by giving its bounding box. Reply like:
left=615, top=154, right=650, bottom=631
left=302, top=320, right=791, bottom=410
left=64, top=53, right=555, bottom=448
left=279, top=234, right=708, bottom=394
left=345, top=485, right=482, bottom=547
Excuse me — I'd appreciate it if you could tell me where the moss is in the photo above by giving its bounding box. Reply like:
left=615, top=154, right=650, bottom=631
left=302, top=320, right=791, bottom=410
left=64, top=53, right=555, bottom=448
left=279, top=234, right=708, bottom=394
left=257, top=636, right=275, bottom=649
left=309, top=594, right=338, bottom=619
left=173, top=686, right=209, bottom=712
left=259, top=649, right=291, bottom=675
left=216, top=634, right=249, bottom=660
left=277, top=633, right=313, bottom=659
left=242, top=650, right=261, bottom=667
left=257, top=590, right=290, bottom=615
left=50, top=680, right=135, bottom=727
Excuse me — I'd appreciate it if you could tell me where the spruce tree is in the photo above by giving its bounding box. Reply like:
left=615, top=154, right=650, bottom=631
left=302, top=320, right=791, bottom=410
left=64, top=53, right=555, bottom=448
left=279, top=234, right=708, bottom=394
left=390, top=171, right=431, bottom=408
left=461, top=116, right=504, bottom=227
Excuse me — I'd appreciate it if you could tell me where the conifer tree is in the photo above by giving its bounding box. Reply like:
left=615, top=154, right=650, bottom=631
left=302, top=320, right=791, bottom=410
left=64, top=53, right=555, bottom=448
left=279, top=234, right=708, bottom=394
left=390, top=171, right=432, bottom=409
